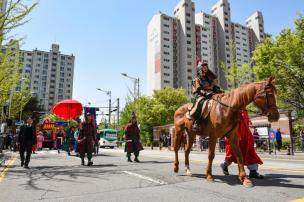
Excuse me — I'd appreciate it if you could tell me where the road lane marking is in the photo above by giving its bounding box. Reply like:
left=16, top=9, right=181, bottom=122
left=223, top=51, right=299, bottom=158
left=102, top=151, right=304, bottom=173
left=122, top=171, right=168, bottom=185
left=289, top=198, right=304, bottom=202
left=0, top=155, right=16, bottom=183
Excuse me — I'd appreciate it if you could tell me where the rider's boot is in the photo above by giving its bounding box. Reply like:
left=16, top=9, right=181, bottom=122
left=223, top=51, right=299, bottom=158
left=192, top=119, right=200, bottom=131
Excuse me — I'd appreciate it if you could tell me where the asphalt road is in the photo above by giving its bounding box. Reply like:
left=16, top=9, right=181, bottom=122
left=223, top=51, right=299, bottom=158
left=0, top=148, right=303, bottom=202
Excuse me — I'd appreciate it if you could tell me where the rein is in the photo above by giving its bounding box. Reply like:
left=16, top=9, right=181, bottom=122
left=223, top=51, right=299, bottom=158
left=211, top=96, right=245, bottom=113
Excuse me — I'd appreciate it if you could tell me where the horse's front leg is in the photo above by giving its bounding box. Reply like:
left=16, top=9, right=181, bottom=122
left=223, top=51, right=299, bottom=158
left=229, top=134, right=253, bottom=188
left=173, top=128, right=182, bottom=173
left=206, top=138, right=216, bottom=182
left=184, top=133, right=194, bottom=176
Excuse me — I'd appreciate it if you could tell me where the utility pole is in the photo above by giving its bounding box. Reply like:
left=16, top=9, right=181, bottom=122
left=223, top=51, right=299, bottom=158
left=137, top=78, right=140, bottom=99
left=108, top=91, right=112, bottom=125
left=117, top=98, right=120, bottom=127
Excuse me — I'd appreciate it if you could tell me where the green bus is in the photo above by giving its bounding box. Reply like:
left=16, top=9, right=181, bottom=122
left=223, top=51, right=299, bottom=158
left=98, top=129, right=118, bottom=149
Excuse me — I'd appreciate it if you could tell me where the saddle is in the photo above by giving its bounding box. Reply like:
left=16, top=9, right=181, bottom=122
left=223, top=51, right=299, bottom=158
left=186, top=97, right=213, bottom=120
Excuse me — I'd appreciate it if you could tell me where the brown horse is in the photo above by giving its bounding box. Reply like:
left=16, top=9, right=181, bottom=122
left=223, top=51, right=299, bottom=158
left=173, top=78, right=279, bottom=187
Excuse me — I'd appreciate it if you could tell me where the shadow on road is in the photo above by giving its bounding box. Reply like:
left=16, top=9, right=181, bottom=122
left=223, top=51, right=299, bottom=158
left=185, top=173, right=304, bottom=189
left=5, top=163, right=119, bottom=192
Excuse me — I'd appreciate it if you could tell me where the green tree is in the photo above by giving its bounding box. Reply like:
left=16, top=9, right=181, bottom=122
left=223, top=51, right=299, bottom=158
left=21, top=97, right=44, bottom=124
left=0, top=0, right=37, bottom=120
left=120, top=88, right=188, bottom=145
left=253, top=15, right=304, bottom=117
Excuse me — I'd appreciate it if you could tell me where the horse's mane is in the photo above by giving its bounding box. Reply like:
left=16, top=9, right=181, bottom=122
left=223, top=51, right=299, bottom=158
left=214, top=80, right=275, bottom=108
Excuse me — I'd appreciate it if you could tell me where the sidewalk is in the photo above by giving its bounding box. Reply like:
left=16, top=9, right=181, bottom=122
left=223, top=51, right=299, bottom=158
left=142, top=146, right=304, bottom=161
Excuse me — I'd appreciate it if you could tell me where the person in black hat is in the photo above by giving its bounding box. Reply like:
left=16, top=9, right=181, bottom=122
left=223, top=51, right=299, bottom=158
left=190, top=62, right=222, bottom=131
left=124, top=112, right=143, bottom=162
left=18, top=117, right=37, bottom=169
left=78, top=112, right=96, bottom=166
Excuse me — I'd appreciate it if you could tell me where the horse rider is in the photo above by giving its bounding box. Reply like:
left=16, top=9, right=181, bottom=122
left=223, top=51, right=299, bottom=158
left=190, top=62, right=222, bottom=131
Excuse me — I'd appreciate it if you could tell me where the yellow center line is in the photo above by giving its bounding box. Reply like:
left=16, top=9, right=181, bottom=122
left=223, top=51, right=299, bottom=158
left=0, top=155, right=17, bottom=183
left=289, top=198, right=304, bottom=202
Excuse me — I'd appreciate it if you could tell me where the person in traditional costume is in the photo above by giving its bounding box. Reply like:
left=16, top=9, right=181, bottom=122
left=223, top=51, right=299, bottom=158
left=190, top=62, right=222, bottom=131
left=220, top=111, right=264, bottom=179
left=124, top=112, right=143, bottom=162
left=78, top=113, right=96, bottom=166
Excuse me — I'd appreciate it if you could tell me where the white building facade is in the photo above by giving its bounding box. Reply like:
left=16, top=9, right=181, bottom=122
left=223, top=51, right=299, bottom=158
left=147, top=0, right=270, bottom=95
left=21, top=44, right=75, bottom=110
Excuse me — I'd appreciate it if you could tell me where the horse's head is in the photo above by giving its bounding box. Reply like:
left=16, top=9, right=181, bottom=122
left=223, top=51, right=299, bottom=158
left=253, top=77, right=280, bottom=122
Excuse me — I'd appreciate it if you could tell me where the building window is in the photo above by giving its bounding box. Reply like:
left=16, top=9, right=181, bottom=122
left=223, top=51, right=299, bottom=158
left=164, top=51, right=170, bottom=55
left=187, top=47, right=191, bottom=51
left=163, top=16, right=170, bottom=21
left=187, top=54, right=192, bottom=59
left=164, top=80, right=170, bottom=84
left=187, top=69, right=192, bottom=73
left=186, top=13, right=190, bottom=17
left=164, top=44, right=170, bottom=48
left=202, top=34, right=207, bottom=38
left=186, top=20, right=191, bottom=24
left=224, top=17, right=228, bottom=21
left=225, top=29, right=229, bottom=33
left=164, top=73, right=170, bottom=76
left=225, top=23, right=228, bottom=27
left=187, top=41, right=191, bottom=45
left=187, top=61, right=192, bottom=65
left=164, top=38, right=170, bottom=41
left=186, top=34, right=191, bottom=38
left=186, top=27, right=191, bottom=31
left=164, top=58, right=170, bottom=62
left=163, top=31, right=170, bottom=34
left=164, top=24, right=169, bottom=28
left=164, top=66, right=170, bottom=69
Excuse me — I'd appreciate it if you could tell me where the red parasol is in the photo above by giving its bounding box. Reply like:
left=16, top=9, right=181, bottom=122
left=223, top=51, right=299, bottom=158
left=51, top=99, right=83, bottom=121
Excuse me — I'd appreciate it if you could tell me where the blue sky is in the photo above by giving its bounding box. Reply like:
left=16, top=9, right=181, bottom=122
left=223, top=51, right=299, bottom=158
left=14, top=0, right=304, bottom=113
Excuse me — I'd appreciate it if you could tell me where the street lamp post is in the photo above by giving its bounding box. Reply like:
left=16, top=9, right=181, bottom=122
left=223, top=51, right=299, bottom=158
left=97, top=88, right=111, bottom=124
left=121, top=73, right=140, bottom=100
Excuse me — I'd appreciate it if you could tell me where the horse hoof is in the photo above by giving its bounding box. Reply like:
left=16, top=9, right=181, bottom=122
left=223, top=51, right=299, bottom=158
left=174, top=167, right=179, bottom=173
left=243, top=179, right=253, bottom=188
left=207, top=176, right=214, bottom=183
left=186, top=169, right=192, bottom=176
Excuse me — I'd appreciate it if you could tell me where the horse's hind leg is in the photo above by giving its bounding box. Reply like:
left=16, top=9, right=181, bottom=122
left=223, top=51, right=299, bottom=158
left=229, top=133, right=253, bottom=188
left=184, top=133, right=195, bottom=176
left=206, top=137, right=216, bottom=182
left=173, top=127, right=182, bottom=173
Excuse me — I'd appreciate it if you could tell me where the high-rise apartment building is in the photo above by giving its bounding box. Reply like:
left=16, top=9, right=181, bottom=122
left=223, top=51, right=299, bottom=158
left=147, top=0, right=270, bottom=95
left=20, top=44, right=75, bottom=110
left=0, top=0, right=6, bottom=13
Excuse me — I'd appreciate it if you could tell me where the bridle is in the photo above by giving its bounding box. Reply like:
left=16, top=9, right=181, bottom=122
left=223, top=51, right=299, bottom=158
left=253, top=84, right=278, bottom=116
